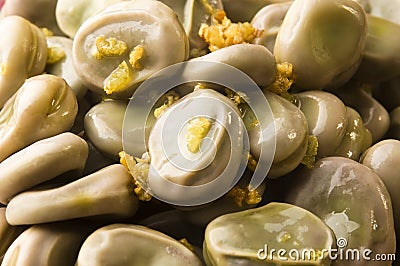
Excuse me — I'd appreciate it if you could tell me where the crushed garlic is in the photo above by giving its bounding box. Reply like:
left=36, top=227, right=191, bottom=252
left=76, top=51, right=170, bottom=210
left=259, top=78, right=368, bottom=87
left=186, top=117, right=212, bottom=153
left=93, top=35, right=128, bottom=59
left=199, top=10, right=258, bottom=52
left=103, top=61, right=132, bottom=95
left=228, top=185, right=262, bottom=207
left=119, top=151, right=152, bottom=202
left=46, top=45, right=66, bottom=64
left=129, top=45, right=144, bottom=69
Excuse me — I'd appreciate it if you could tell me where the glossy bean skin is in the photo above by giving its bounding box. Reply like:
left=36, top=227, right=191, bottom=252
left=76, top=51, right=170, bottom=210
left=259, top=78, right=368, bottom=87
left=1, top=220, right=99, bottom=266
left=360, top=139, right=400, bottom=245
left=76, top=224, right=202, bottom=266
left=295, top=90, right=372, bottom=160
left=373, top=75, right=400, bottom=112
left=204, top=202, right=335, bottom=266
left=0, top=74, right=78, bottom=163
left=84, top=100, right=127, bottom=160
left=146, top=89, right=248, bottom=207
left=274, top=0, right=367, bottom=89
left=6, top=164, right=138, bottom=225
left=353, top=15, right=400, bottom=83
left=190, top=44, right=277, bottom=88
left=355, top=0, right=400, bottom=25
left=0, top=133, right=88, bottom=205
left=0, top=15, right=47, bottom=108
left=245, top=91, right=308, bottom=179
left=283, top=157, right=395, bottom=265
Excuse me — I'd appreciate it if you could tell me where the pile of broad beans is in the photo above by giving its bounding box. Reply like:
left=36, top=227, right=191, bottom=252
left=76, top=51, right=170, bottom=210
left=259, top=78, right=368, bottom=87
left=0, top=0, right=399, bottom=265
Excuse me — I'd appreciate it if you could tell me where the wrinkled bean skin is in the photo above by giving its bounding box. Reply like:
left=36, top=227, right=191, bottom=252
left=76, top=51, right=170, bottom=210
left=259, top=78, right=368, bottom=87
left=0, top=133, right=88, bottom=205
left=6, top=164, right=138, bottom=225
left=76, top=224, right=202, bottom=266
left=251, top=1, right=292, bottom=53
left=360, top=140, right=400, bottom=244
left=284, top=157, right=395, bottom=266
left=0, top=74, right=78, bottom=163
left=0, top=15, right=47, bottom=108
left=46, top=36, right=88, bottom=100
left=204, top=202, right=335, bottom=266
left=274, top=0, right=367, bottom=89
left=1, top=0, right=62, bottom=35
left=1, top=220, right=99, bottom=266
left=84, top=100, right=127, bottom=159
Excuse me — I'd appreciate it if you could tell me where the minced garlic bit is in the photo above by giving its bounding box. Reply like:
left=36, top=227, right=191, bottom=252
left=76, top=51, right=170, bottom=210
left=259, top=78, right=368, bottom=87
left=247, top=153, right=258, bottom=172
left=103, top=61, right=132, bottom=95
left=179, top=238, right=194, bottom=252
left=41, top=27, right=53, bottom=37
left=93, top=35, right=128, bottom=59
left=269, top=62, right=295, bottom=94
left=119, top=151, right=152, bottom=202
left=225, top=88, right=249, bottom=106
left=129, top=45, right=145, bottom=69
left=46, top=45, right=66, bottom=64
left=198, top=10, right=258, bottom=52
left=186, top=117, right=212, bottom=153
left=228, top=185, right=262, bottom=207
left=301, top=135, right=319, bottom=169
left=153, top=94, right=179, bottom=118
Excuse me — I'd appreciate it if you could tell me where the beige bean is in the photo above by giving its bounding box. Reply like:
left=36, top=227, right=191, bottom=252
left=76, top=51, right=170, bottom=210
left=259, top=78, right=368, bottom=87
left=0, top=133, right=88, bottom=205
left=0, top=16, right=47, bottom=108
left=84, top=100, right=126, bottom=159
left=0, top=74, right=78, bottom=163
left=204, top=202, right=335, bottom=265
left=1, top=220, right=98, bottom=266
left=274, top=0, right=367, bottom=89
left=76, top=224, right=202, bottom=266
left=191, top=44, right=277, bottom=88
left=6, top=164, right=138, bottom=225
